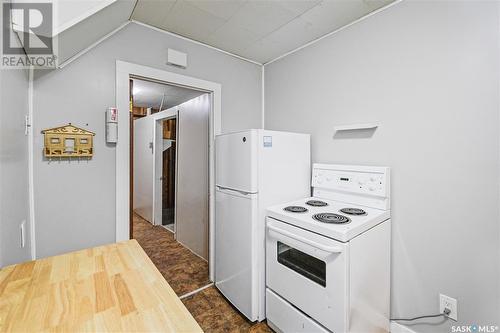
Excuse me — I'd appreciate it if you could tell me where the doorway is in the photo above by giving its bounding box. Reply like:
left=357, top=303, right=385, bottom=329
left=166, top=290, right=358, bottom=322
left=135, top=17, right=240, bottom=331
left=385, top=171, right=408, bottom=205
left=116, top=61, right=221, bottom=282
left=128, top=76, right=211, bottom=295
left=158, top=117, right=176, bottom=232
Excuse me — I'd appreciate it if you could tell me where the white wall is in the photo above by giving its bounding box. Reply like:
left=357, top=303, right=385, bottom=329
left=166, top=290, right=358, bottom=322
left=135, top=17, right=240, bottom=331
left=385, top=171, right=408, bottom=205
left=264, top=1, right=499, bottom=332
left=33, top=22, right=262, bottom=258
left=0, top=27, right=32, bottom=265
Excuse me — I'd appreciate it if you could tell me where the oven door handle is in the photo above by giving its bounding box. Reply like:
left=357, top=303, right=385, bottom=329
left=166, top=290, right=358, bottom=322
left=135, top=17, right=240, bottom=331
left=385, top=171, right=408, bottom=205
left=267, top=225, right=343, bottom=254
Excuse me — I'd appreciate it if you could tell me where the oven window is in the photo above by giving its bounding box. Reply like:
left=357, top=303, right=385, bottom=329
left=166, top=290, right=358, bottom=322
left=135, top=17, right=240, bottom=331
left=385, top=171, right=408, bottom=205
left=277, top=242, right=326, bottom=287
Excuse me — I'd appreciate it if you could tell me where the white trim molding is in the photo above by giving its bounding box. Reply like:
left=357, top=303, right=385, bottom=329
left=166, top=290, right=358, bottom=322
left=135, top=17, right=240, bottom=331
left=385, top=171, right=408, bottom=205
left=115, top=60, right=221, bottom=282
left=261, top=65, right=265, bottom=129
left=28, top=66, right=36, bottom=260
left=391, top=321, right=418, bottom=333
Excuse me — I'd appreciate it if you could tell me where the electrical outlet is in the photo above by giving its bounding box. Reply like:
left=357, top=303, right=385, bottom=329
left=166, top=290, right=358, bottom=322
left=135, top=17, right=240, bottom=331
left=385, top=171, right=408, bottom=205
left=20, top=221, right=26, bottom=248
left=440, top=294, right=457, bottom=321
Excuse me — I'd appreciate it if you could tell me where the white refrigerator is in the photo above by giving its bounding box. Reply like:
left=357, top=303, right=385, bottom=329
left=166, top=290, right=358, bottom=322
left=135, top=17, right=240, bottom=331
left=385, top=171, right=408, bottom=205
left=215, top=129, right=310, bottom=321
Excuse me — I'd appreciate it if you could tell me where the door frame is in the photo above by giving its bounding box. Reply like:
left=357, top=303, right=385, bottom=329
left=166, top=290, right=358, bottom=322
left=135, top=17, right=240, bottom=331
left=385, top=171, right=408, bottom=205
left=116, top=60, right=221, bottom=281
left=152, top=108, right=178, bottom=229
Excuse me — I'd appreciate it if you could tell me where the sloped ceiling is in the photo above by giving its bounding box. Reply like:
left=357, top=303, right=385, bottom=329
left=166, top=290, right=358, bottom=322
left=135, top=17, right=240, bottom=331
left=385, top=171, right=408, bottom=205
left=131, top=0, right=395, bottom=64
left=13, top=0, right=396, bottom=68
left=11, top=0, right=136, bottom=67
left=56, top=0, right=136, bottom=65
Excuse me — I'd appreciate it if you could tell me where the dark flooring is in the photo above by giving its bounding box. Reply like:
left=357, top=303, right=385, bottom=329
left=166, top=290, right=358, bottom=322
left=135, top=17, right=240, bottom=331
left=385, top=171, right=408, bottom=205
left=133, top=212, right=210, bottom=296
left=182, top=287, right=273, bottom=333
left=133, top=213, right=273, bottom=332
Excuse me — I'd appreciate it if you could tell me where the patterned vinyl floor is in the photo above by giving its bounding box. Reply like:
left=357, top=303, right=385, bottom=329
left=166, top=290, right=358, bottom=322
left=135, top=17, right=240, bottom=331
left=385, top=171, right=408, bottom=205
left=133, top=213, right=273, bottom=332
left=133, top=213, right=210, bottom=296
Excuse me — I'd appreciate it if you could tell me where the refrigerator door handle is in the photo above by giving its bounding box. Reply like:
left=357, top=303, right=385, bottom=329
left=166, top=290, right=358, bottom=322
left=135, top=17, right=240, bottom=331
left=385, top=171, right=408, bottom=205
left=216, top=185, right=256, bottom=196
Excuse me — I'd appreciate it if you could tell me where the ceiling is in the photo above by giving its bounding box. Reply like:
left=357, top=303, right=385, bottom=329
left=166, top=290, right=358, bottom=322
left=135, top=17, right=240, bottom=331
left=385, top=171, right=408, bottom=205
left=131, top=0, right=395, bottom=64
left=132, top=79, right=205, bottom=109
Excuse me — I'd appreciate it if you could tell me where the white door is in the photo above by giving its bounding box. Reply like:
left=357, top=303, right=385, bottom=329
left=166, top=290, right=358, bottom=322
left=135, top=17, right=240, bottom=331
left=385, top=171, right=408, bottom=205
left=215, top=130, right=258, bottom=193
left=154, top=118, right=163, bottom=226
left=215, top=188, right=258, bottom=321
left=176, top=94, right=210, bottom=259
left=153, top=108, right=178, bottom=227
left=133, top=116, right=153, bottom=223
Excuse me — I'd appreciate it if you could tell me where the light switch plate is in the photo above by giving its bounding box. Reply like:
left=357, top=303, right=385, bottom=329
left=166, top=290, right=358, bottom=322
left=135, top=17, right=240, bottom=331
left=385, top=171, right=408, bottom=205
left=20, top=221, right=26, bottom=248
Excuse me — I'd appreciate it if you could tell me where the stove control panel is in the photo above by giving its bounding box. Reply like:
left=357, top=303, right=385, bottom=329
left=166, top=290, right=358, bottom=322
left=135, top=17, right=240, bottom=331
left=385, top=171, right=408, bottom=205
left=311, top=164, right=390, bottom=199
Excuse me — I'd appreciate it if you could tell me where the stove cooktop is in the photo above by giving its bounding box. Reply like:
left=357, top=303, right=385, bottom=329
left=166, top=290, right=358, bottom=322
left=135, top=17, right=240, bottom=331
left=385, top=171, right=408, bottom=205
left=306, top=200, right=328, bottom=207
left=312, top=213, right=351, bottom=224
left=267, top=197, right=390, bottom=242
left=340, top=207, right=366, bottom=216
left=283, top=206, right=308, bottom=213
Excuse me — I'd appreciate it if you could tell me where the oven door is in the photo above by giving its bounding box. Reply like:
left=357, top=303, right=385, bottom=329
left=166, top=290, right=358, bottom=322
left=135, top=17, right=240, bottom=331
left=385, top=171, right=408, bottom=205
left=266, top=217, right=349, bottom=333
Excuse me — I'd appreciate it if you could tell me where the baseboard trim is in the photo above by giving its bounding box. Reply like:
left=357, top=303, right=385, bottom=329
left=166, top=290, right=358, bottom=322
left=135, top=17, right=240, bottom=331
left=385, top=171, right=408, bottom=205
left=179, top=283, right=213, bottom=299
left=391, top=321, right=417, bottom=333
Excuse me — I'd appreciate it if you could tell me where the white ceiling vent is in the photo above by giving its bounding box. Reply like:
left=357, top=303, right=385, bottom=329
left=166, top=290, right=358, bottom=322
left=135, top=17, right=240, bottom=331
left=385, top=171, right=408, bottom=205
left=167, top=48, right=188, bottom=68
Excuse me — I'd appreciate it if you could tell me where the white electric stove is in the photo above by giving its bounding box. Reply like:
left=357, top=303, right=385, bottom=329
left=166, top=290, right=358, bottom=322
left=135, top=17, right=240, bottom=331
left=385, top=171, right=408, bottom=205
left=265, top=163, right=391, bottom=333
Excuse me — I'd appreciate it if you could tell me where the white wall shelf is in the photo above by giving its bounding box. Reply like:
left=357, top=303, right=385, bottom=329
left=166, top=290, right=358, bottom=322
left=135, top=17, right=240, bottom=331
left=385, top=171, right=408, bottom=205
left=334, top=123, right=379, bottom=132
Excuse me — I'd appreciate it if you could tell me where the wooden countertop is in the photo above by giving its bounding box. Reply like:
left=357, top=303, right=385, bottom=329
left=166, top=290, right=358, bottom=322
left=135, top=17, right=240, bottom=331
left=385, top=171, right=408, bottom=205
left=0, top=239, right=203, bottom=332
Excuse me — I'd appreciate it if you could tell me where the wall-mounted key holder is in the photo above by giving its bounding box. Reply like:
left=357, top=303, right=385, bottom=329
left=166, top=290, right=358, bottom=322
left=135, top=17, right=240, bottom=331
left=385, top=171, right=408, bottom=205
left=42, top=123, right=95, bottom=159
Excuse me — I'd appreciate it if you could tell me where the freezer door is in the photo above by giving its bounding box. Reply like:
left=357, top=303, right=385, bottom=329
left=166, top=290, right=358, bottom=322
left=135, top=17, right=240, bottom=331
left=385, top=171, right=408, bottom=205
left=216, top=130, right=258, bottom=193
left=215, top=188, right=258, bottom=321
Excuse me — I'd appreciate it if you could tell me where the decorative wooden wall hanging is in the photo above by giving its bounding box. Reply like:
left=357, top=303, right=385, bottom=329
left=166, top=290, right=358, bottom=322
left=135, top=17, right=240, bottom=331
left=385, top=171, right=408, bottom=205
left=42, top=124, right=95, bottom=158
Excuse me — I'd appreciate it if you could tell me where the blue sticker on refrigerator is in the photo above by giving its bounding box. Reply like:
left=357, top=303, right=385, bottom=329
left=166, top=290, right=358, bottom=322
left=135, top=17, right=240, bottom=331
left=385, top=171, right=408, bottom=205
left=263, top=136, right=272, bottom=147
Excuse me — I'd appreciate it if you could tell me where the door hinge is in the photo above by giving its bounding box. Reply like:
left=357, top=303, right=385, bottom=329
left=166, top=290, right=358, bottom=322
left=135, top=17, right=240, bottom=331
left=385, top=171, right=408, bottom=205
left=25, top=114, right=31, bottom=135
